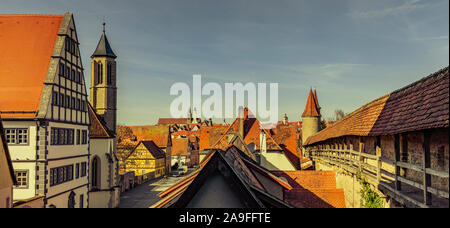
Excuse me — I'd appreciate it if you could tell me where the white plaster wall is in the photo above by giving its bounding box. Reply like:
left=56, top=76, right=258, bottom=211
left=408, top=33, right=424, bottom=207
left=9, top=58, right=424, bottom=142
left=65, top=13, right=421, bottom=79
left=260, top=150, right=296, bottom=171
left=11, top=162, right=36, bottom=200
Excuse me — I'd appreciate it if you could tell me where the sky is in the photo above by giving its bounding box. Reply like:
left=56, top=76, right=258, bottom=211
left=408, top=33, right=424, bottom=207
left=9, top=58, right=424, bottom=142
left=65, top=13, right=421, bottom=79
left=1, top=0, right=448, bottom=125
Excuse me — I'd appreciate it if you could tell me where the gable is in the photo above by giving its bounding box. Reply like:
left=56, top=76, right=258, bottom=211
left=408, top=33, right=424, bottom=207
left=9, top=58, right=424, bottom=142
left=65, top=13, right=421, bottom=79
left=127, top=143, right=156, bottom=160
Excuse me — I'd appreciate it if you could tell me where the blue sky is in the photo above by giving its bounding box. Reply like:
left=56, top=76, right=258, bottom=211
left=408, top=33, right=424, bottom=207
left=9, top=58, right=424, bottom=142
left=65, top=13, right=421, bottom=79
left=1, top=0, right=448, bottom=125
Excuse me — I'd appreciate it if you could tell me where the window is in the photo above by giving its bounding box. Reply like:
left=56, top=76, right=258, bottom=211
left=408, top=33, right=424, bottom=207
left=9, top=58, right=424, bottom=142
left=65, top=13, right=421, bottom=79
left=68, top=191, right=75, bottom=208
left=107, top=63, right=112, bottom=85
left=14, top=170, right=28, bottom=188
left=97, top=62, right=103, bottom=84
left=17, top=129, right=28, bottom=144
left=5, top=129, right=28, bottom=145
left=65, top=95, right=70, bottom=108
left=76, top=99, right=81, bottom=110
left=71, top=97, right=75, bottom=109
left=81, top=130, right=87, bottom=144
left=76, top=129, right=80, bottom=145
left=66, top=66, right=70, bottom=79
left=52, top=91, right=58, bottom=105
left=59, top=93, right=64, bottom=107
left=76, top=163, right=80, bottom=178
left=77, top=71, right=81, bottom=83
left=50, top=165, right=74, bottom=186
left=51, top=128, right=76, bottom=145
left=5, top=129, right=16, bottom=144
left=71, top=69, right=75, bottom=81
left=59, top=63, right=64, bottom=76
left=81, top=162, right=87, bottom=177
left=79, top=194, right=84, bottom=208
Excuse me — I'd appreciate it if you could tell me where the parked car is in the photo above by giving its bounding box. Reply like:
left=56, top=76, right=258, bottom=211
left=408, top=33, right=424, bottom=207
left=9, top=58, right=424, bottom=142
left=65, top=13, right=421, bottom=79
left=176, top=166, right=188, bottom=176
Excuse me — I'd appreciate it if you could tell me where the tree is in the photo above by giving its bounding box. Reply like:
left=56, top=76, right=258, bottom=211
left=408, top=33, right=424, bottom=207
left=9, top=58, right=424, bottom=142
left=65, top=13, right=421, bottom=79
left=116, top=125, right=134, bottom=143
left=334, top=109, right=345, bottom=121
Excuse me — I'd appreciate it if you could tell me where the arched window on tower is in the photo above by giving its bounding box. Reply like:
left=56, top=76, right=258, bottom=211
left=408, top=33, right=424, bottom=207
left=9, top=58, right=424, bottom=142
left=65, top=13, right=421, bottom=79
left=107, top=63, right=112, bottom=85
left=97, top=62, right=103, bottom=84
left=68, top=191, right=75, bottom=208
left=92, top=156, right=101, bottom=189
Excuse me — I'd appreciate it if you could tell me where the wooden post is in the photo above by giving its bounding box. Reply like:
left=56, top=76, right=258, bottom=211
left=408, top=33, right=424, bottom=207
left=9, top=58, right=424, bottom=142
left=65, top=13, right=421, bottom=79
left=376, top=136, right=381, bottom=183
left=423, top=131, right=432, bottom=206
left=394, top=134, right=401, bottom=191
left=359, top=137, right=364, bottom=172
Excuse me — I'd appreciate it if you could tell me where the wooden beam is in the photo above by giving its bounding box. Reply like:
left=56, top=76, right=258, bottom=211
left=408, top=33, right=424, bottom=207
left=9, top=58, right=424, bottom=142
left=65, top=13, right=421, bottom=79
left=422, top=131, right=432, bottom=205
left=394, top=134, right=401, bottom=191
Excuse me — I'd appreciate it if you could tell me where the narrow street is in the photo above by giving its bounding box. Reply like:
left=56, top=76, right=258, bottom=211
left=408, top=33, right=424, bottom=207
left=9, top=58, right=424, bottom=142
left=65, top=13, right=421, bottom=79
left=119, top=173, right=189, bottom=208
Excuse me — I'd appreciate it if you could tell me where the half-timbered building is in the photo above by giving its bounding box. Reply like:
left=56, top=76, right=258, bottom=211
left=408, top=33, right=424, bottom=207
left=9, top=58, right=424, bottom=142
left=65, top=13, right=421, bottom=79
left=0, top=13, right=90, bottom=208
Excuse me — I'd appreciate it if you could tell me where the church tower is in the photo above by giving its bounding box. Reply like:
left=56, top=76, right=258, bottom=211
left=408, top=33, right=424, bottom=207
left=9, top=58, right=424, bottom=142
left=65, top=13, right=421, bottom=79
left=90, top=23, right=117, bottom=134
left=301, top=88, right=321, bottom=144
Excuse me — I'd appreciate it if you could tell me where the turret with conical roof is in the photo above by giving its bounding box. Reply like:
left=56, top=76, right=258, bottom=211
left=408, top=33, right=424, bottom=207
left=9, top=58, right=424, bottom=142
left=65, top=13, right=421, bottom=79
left=301, top=88, right=321, bottom=145
left=90, top=22, right=117, bottom=134
left=91, top=23, right=117, bottom=59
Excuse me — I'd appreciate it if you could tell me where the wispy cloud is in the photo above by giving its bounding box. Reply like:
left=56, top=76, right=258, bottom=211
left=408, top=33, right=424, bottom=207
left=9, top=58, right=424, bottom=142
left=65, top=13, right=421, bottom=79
left=351, top=0, right=433, bottom=18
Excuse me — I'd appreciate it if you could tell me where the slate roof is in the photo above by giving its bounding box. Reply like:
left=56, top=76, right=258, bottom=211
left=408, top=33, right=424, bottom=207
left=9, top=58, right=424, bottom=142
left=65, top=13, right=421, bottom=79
left=91, top=26, right=116, bottom=58
left=135, top=140, right=166, bottom=159
left=304, top=67, right=449, bottom=146
left=0, top=14, right=64, bottom=117
left=88, top=102, right=114, bottom=138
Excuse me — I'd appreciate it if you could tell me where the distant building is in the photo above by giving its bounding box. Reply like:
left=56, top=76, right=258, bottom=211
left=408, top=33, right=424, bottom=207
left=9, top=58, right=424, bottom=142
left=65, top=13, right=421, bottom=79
left=0, top=118, right=16, bottom=208
left=213, top=107, right=298, bottom=171
left=171, top=137, right=190, bottom=168
left=124, top=140, right=166, bottom=178
left=0, top=13, right=90, bottom=208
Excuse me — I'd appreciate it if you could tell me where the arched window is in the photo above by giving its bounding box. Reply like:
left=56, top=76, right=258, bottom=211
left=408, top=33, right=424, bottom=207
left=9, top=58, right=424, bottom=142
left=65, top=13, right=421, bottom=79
left=68, top=191, right=75, bottom=208
left=107, top=63, right=112, bottom=85
left=97, top=62, right=103, bottom=84
left=92, top=156, right=101, bottom=189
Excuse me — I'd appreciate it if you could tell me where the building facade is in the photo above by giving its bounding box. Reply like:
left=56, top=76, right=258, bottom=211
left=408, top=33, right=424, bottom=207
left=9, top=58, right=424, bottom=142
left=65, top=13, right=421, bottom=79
left=0, top=13, right=90, bottom=208
left=124, top=140, right=166, bottom=178
left=0, top=118, right=16, bottom=208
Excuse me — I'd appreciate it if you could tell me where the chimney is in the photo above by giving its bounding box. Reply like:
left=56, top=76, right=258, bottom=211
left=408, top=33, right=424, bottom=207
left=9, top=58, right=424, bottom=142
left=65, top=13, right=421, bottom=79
left=239, top=106, right=244, bottom=138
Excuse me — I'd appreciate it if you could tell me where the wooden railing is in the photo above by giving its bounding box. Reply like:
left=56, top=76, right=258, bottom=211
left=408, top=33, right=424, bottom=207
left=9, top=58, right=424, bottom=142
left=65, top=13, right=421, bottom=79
left=305, top=147, right=449, bottom=208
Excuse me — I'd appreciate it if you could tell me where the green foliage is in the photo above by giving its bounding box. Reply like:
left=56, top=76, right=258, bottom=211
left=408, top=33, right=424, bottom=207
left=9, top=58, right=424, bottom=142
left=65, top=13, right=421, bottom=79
left=356, top=171, right=383, bottom=208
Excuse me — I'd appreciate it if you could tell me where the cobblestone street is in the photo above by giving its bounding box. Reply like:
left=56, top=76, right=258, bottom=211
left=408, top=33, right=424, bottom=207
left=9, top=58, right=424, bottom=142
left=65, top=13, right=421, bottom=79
left=119, top=173, right=188, bottom=208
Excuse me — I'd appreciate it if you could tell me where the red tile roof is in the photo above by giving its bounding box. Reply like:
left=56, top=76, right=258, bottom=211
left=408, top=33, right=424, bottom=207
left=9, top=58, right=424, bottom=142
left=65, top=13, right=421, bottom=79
left=199, top=125, right=228, bottom=150
left=157, top=118, right=190, bottom=125
left=215, top=108, right=283, bottom=151
left=284, top=188, right=346, bottom=208
left=272, top=170, right=346, bottom=208
left=171, top=137, right=188, bottom=156
left=302, top=89, right=321, bottom=117
left=0, top=15, right=64, bottom=117
left=271, top=125, right=302, bottom=169
left=304, top=67, right=449, bottom=146
left=128, top=125, right=170, bottom=147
